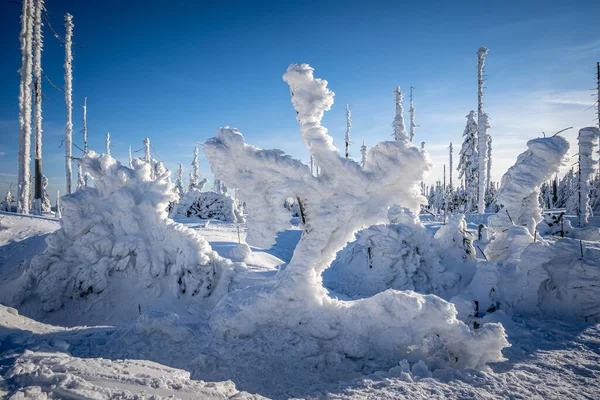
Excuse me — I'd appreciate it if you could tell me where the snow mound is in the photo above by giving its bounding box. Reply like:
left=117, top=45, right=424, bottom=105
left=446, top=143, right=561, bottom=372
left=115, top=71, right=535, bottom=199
left=14, top=152, right=237, bottom=315
left=4, top=351, right=263, bottom=399
left=173, top=188, right=245, bottom=223
left=227, top=243, right=252, bottom=261
left=205, top=64, right=508, bottom=372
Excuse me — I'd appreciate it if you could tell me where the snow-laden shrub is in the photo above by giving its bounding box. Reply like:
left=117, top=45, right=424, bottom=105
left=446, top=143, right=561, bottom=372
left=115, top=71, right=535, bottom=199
left=537, top=212, right=572, bottom=237
left=324, top=211, right=476, bottom=299
left=205, top=64, right=508, bottom=370
left=466, top=135, right=600, bottom=322
left=17, top=152, right=237, bottom=313
left=173, top=189, right=244, bottom=223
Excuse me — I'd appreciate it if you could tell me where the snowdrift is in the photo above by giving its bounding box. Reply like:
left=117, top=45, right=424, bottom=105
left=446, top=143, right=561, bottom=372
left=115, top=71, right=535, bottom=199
left=204, top=64, right=509, bottom=371
left=13, top=152, right=238, bottom=317
left=173, top=188, right=245, bottom=223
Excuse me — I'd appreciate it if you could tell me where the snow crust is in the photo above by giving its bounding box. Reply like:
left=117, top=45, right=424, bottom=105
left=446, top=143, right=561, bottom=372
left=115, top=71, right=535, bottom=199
left=11, top=152, right=238, bottom=316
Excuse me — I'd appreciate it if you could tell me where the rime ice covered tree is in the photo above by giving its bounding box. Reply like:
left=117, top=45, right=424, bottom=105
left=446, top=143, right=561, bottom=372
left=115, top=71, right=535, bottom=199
left=457, top=111, right=479, bottom=212
left=345, top=104, right=351, bottom=159
left=1, top=188, right=14, bottom=212
left=204, top=64, right=507, bottom=369
left=64, top=13, right=74, bottom=194
left=190, top=145, right=200, bottom=188
left=360, top=140, right=367, bottom=167
left=18, top=0, right=34, bottom=214
left=105, top=132, right=111, bottom=155
left=392, top=86, right=409, bottom=143
left=32, top=0, right=44, bottom=214
left=409, top=86, right=416, bottom=142
left=476, top=46, right=489, bottom=214
left=175, top=163, right=185, bottom=198
left=576, top=127, right=600, bottom=227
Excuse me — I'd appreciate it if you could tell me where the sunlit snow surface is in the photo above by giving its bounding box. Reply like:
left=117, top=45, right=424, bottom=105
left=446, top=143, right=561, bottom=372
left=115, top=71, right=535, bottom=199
left=0, top=212, right=599, bottom=399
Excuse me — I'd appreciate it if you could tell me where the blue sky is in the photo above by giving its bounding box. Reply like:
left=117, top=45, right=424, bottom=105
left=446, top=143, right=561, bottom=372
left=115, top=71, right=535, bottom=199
left=1, top=0, right=599, bottom=201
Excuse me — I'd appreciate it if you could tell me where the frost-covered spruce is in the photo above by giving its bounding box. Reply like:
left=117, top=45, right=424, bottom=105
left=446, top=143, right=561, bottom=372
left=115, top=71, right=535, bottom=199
left=105, top=132, right=111, bottom=155
left=190, top=146, right=200, bottom=188
left=576, top=127, right=600, bottom=227
left=477, top=113, right=490, bottom=214
left=392, top=86, right=409, bottom=143
left=204, top=64, right=508, bottom=370
left=19, top=152, right=236, bottom=314
left=173, top=189, right=244, bottom=222
left=344, top=104, right=352, bottom=159
left=18, top=0, right=34, bottom=214
left=175, top=163, right=185, bottom=198
left=360, top=140, right=367, bottom=167
left=457, top=111, right=478, bottom=212
left=1, top=188, right=13, bottom=212
left=485, top=136, right=569, bottom=262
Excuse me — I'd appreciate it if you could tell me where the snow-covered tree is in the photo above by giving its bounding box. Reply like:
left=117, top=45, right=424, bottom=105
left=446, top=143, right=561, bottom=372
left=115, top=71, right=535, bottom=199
left=128, top=145, right=133, bottom=168
left=486, top=136, right=569, bottom=262
left=18, top=0, right=34, bottom=214
left=576, top=127, right=600, bottom=226
left=105, top=132, right=111, bottom=155
left=55, top=190, right=61, bottom=218
left=175, top=163, right=185, bottom=198
left=77, top=162, right=84, bottom=190
left=449, top=142, right=453, bottom=188
left=143, top=138, right=151, bottom=163
left=41, top=175, right=51, bottom=212
left=476, top=46, right=489, bottom=214
left=477, top=113, right=490, bottom=214
left=409, top=86, right=415, bottom=142
left=345, top=104, right=351, bottom=159
left=457, top=111, right=479, bottom=212
left=190, top=145, right=200, bottom=188
left=1, top=188, right=14, bottom=212
left=392, top=86, right=409, bottom=143
left=486, top=134, right=492, bottom=192
left=360, top=140, right=367, bottom=167
left=203, top=64, right=506, bottom=368
left=64, top=13, right=74, bottom=195
left=82, top=98, right=89, bottom=186
left=32, top=0, right=44, bottom=215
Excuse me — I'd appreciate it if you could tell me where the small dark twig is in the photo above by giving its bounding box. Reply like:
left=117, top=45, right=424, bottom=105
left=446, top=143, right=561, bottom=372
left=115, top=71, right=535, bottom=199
left=476, top=245, right=488, bottom=261
left=552, top=127, right=573, bottom=137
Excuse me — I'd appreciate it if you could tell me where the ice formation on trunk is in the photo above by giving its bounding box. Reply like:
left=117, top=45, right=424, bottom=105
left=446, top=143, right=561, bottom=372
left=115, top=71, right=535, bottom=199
left=18, top=0, right=34, bottom=214
left=476, top=46, right=489, bottom=215
left=143, top=138, right=151, bottom=163
left=64, top=14, right=74, bottom=195
left=128, top=145, right=133, bottom=168
left=55, top=190, right=61, bottom=218
left=392, top=86, right=409, bottom=143
left=32, top=0, right=44, bottom=215
left=16, top=151, right=237, bottom=314
left=486, top=136, right=569, bottom=262
left=409, top=86, right=415, bottom=142
left=345, top=104, right=351, bottom=159
left=41, top=175, right=51, bottom=212
left=576, top=127, right=600, bottom=227
left=76, top=162, right=84, bottom=190
left=205, top=64, right=508, bottom=370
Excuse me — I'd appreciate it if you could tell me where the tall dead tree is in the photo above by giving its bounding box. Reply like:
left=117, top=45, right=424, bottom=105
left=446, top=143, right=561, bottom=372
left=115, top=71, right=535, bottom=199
left=17, top=0, right=34, bottom=214
left=32, top=0, right=44, bottom=214
left=64, top=13, right=74, bottom=194
left=409, top=86, right=416, bottom=142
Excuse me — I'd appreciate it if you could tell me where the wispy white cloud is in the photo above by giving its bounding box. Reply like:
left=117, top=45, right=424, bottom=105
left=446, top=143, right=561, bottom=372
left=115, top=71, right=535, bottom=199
left=0, top=152, right=6, bottom=156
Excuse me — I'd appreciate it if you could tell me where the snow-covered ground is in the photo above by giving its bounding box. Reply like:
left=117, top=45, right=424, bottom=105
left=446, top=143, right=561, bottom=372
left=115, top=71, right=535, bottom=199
left=1, top=212, right=599, bottom=399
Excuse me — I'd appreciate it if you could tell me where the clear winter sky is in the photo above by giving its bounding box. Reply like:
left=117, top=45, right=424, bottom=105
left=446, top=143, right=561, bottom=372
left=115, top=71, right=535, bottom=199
left=1, top=0, right=599, bottom=201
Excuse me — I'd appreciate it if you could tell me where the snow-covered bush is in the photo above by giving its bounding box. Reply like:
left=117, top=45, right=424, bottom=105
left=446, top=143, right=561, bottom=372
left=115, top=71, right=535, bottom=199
left=1, top=188, right=13, bottom=212
left=204, top=64, right=508, bottom=370
left=325, top=211, right=476, bottom=299
left=537, top=212, right=572, bottom=237
left=16, top=151, right=237, bottom=314
left=173, top=189, right=244, bottom=222
left=485, top=136, right=569, bottom=262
